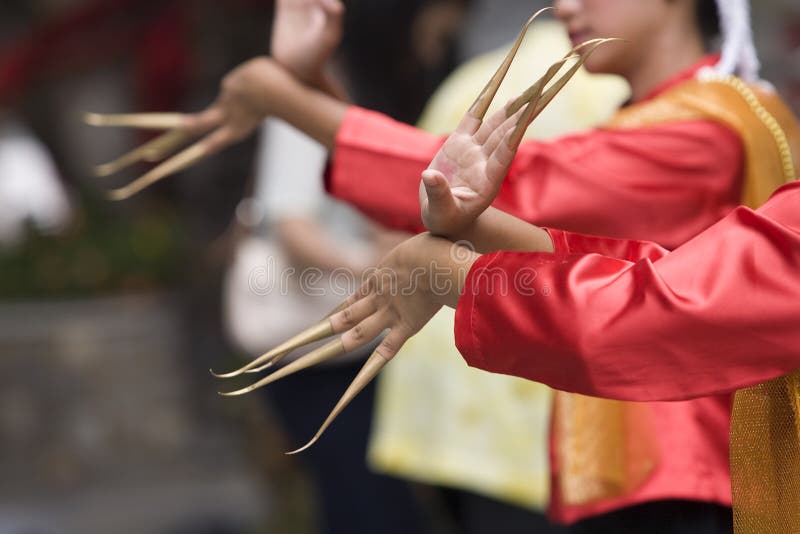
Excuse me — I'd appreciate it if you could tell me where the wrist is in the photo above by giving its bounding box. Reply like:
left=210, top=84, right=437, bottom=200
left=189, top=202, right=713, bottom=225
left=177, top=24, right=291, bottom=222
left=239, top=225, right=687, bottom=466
left=425, top=235, right=480, bottom=309
left=274, top=56, right=324, bottom=88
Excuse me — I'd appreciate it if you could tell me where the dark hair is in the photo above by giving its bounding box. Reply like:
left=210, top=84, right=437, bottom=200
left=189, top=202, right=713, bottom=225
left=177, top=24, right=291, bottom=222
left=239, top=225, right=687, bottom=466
left=696, top=0, right=720, bottom=41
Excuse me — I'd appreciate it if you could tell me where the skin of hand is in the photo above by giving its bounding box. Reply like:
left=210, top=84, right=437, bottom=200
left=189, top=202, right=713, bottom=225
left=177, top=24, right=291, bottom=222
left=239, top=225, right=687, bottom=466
left=418, top=102, right=522, bottom=238
left=328, top=233, right=481, bottom=360
left=181, top=56, right=347, bottom=156
left=181, top=57, right=292, bottom=154
left=271, top=0, right=347, bottom=99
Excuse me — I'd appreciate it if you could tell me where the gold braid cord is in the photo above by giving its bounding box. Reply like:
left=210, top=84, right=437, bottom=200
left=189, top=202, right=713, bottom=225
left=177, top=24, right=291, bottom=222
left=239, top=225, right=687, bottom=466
left=559, top=75, right=800, bottom=531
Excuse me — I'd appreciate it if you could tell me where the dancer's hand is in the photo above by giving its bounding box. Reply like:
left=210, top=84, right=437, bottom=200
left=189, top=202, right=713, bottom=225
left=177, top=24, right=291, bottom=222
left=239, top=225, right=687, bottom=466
left=271, top=0, right=344, bottom=85
left=419, top=103, right=520, bottom=237
left=333, top=233, right=479, bottom=354
left=180, top=57, right=292, bottom=152
left=85, top=56, right=347, bottom=200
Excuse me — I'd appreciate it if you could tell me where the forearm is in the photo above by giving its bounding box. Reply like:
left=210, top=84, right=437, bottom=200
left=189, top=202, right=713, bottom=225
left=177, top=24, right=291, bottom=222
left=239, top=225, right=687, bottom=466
left=252, top=60, right=348, bottom=151
left=448, top=207, right=554, bottom=254
left=274, top=83, right=347, bottom=152
left=276, top=218, right=370, bottom=273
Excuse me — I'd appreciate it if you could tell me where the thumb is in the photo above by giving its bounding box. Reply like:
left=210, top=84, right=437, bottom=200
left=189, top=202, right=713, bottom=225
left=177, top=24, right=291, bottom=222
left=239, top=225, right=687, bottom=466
left=421, top=169, right=458, bottom=212
left=422, top=169, right=450, bottom=198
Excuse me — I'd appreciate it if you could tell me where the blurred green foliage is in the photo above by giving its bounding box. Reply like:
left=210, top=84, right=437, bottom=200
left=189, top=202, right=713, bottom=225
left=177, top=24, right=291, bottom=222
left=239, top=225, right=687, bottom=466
left=0, top=195, right=185, bottom=298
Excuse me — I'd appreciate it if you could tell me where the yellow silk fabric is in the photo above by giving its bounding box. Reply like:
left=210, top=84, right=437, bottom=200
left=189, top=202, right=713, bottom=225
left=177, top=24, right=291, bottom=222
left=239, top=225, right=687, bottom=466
left=558, top=76, right=800, bottom=533
left=552, top=394, right=659, bottom=505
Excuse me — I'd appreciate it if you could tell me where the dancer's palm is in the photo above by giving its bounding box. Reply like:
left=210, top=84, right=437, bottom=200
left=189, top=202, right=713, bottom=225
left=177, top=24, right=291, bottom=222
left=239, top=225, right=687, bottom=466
left=420, top=105, right=519, bottom=236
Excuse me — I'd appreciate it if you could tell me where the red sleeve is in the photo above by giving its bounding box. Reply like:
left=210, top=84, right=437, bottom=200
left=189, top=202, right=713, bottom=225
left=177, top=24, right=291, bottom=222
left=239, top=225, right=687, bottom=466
left=328, top=106, right=743, bottom=247
left=328, top=106, right=442, bottom=233
left=455, top=182, right=800, bottom=401
left=545, top=228, right=669, bottom=262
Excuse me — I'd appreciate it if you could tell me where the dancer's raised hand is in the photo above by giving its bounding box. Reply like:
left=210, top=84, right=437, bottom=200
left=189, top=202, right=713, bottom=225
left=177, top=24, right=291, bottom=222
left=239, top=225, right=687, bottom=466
left=271, top=0, right=344, bottom=85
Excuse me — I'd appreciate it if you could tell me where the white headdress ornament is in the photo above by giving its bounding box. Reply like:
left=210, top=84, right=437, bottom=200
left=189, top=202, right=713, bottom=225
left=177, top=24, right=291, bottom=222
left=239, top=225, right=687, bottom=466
left=699, top=0, right=763, bottom=84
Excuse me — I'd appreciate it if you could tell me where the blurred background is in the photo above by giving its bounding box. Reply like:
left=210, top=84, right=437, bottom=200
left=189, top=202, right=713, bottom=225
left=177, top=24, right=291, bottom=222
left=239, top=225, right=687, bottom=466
left=0, top=1, right=797, bottom=533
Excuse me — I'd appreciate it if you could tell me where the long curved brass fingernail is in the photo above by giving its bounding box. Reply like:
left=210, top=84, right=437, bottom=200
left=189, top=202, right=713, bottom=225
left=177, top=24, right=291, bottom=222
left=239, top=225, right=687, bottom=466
left=219, top=338, right=345, bottom=396
left=505, top=37, right=623, bottom=147
left=468, top=6, right=553, bottom=120
left=94, top=130, right=187, bottom=177
left=83, top=112, right=186, bottom=130
left=506, top=38, right=622, bottom=118
left=230, top=348, right=292, bottom=376
left=507, top=56, right=575, bottom=147
left=242, top=301, right=352, bottom=374
left=530, top=38, right=623, bottom=119
left=210, top=319, right=335, bottom=378
left=286, top=351, right=388, bottom=454
left=243, top=356, right=283, bottom=374
left=506, top=54, right=576, bottom=118
left=107, top=142, right=207, bottom=200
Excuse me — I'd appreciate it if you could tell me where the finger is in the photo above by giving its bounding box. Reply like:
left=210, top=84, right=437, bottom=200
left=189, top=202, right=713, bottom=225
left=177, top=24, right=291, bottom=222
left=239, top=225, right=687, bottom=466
left=107, top=127, right=233, bottom=201
left=329, top=294, right=378, bottom=333
left=507, top=92, right=543, bottom=151
left=181, top=106, right=224, bottom=136
left=486, top=129, right=517, bottom=187
left=286, top=329, right=407, bottom=454
left=140, top=129, right=189, bottom=162
left=473, top=101, right=515, bottom=144
left=83, top=112, right=186, bottom=130
left=468, top=7, right=553, bottom=121
left=340, top=309, right=391, bottom=352
left=93, top=130, right=187, bottom=177
left=219, top=338, right=346, bottom=396
left=196, top=125, right=236, bottom=156
left=321, top=298, right=352, bottom=320
left=211, top=317, right=335, bottom=378
left=482, top=110, right=521, bottom=156
left=454, top=112, right=483, bottom=137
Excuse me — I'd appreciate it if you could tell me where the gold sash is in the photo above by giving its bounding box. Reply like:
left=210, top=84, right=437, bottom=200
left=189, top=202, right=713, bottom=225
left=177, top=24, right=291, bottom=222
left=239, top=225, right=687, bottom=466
left=555, top=75, right=800, bottom=534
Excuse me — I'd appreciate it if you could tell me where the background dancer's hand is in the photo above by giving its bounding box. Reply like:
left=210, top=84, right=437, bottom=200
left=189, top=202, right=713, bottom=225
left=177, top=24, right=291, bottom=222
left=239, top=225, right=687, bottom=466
left=180, top=57, right=295, bottom=155
left=419, top=103, right=520, bottom=237
left=271, top=0, right=344, bottom=86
